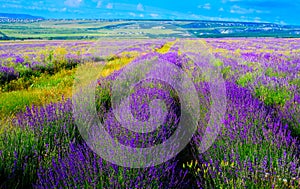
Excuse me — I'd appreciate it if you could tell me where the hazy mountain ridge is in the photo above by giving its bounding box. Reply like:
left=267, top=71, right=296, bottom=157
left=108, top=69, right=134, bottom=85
left=0, top=13, right=44, bottom=20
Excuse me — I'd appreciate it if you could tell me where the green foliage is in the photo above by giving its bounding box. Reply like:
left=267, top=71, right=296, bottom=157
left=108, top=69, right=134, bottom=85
left=255, top=85, right=292, bottom=106
left=29, top=69, right=75, bottom=90
left=0, top=47, right=79, bottom=91
left=289, top=78, right=300, bottom=87
left=236, top=72, right=255, bottom=87
left=0, top=128, right=38, bottom=188
left=213, top=59, right=224, bottom=67
left=95, top=82, right=112, bottom=122
left=2, top=62, right=76, bottom=92
left=221, top=66, right=233, bottom=80
left=265, top=68, right=287, bottom=78
left=0, top=69, right=75, bottom=116
left=246, top=61, right=261, bottom=71
left=0, top=105, right=78, bottom=188
left=187, top=117, right=298, bottom=189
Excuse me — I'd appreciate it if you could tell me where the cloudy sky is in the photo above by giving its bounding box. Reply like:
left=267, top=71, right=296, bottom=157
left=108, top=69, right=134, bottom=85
left=0, top=0, right=299, bottom=25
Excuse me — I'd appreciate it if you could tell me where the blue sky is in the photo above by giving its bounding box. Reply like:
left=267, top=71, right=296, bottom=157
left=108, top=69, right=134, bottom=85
left=0, top=0, right=299, bottom=25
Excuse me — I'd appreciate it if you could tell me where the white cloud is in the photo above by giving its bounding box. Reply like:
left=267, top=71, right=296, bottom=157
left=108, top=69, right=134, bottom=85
left=96, top=1, right=102, bottom=8
left=106, top=3, right=113, bottom=9
left=150, top=13, right=159, bottom=18
left=137, top=3, right=144, bottom=11
left=230, top=5, right=269, bottom=14
left=187, top=13, right=268, bottom=23
left=279, top=21, right=286, bottom=25
left=1, top=4, right=22, bottom=8
left=32, top=1, right=44, bottom=6
left=222, top=0, right=241, bottom=3
left=230, top=6, right=248, bottom=14
left=198, top=3, right=211, bottom=10
left=219, top=7, right=224, bottom=11
left=48, top=7, right=68, bottom=12
left=64, top=0, right=83, bottom=7
left=139, top=14, right=144, bottom=17
left=254, top=17, right=262, bottom=22
left=129, top=12, right=136, bottom=17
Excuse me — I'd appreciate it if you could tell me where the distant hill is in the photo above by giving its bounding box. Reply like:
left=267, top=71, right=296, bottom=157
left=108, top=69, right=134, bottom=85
left=0, top=13, right=44, bottom=20
left=0, top=19, right=299, bottom=40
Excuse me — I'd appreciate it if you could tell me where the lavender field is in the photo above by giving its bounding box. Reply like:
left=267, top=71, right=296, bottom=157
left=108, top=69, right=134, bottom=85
left=0, top=38, right=300, bottom=188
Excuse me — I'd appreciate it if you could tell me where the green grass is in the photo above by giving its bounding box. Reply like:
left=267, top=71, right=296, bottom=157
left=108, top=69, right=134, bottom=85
left=221, top=66, right=234, bottom=80
left=0, top=87, right=73, bottom=117
left=0, top=107, right=77, bottom=188
left=0, top=69, right=76, bottom=117
left=265, top=68, right=287, bottom=78
left=0, top=50, right=138, bottom=117
left=185, top=115, right=298, bottom=189
left=236, top=72, right=255, bottom=87
left=254, top=85, right=293, bottom=107
left=289, top=77, right=300, bottom=88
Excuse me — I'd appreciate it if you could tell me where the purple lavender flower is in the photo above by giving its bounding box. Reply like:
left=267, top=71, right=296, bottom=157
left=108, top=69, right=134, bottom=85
left=15, top=56, right=25, bottom=64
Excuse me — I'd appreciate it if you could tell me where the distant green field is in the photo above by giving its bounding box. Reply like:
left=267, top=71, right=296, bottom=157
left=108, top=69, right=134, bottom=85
left=1, top=19, right=299, bottom=40
left=0, top=20, right=189, bottom=40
